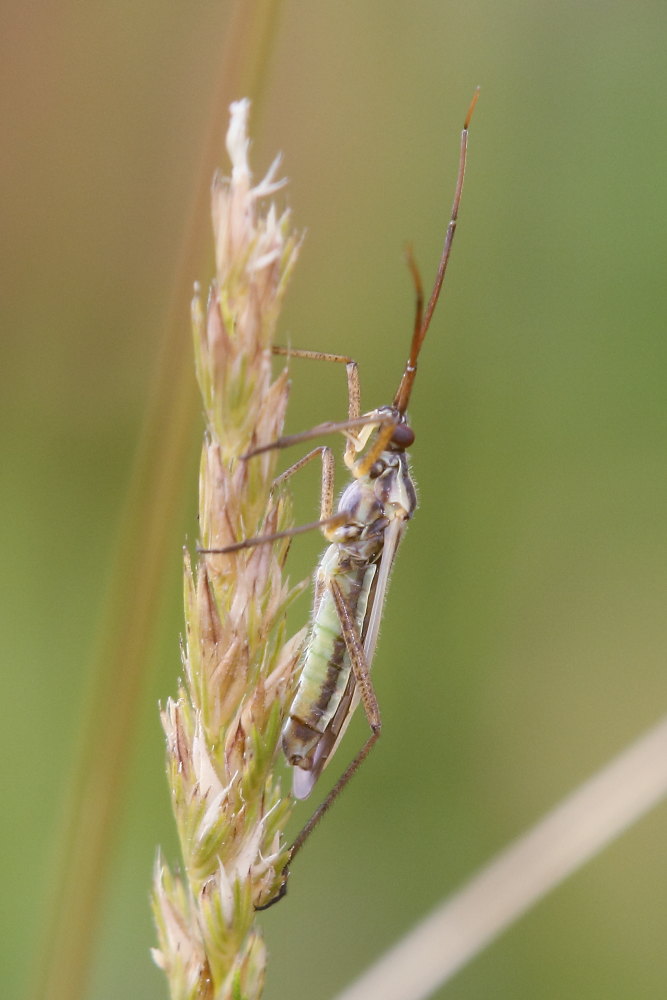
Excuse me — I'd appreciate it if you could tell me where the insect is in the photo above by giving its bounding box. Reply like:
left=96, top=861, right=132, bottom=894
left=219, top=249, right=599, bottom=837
left=203, top=90, right=478, bottom=902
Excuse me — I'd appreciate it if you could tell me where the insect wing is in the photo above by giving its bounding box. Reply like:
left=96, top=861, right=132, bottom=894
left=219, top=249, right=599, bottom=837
left=362, top=516, right=405, bottom=668
left=292, top=516, right=406, bottom=798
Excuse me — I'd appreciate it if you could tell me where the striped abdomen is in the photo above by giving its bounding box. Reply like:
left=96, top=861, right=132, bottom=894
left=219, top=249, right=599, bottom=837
left=282, top=544, right=376, bottom=768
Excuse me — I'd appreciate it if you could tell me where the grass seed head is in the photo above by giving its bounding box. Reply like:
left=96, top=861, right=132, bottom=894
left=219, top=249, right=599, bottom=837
left=153, top=99, right=304, bottom=998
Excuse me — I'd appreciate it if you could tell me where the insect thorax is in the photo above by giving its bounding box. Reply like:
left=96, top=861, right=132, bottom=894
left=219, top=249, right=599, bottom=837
left=335, top=450, right=417, bottom=548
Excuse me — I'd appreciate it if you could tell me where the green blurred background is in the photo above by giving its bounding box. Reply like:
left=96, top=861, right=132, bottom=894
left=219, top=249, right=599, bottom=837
left=3, top=1, right=667, bottom=997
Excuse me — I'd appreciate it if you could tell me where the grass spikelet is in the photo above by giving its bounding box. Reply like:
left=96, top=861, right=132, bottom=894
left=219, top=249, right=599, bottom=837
left=152, top=99, right=304, bottom=999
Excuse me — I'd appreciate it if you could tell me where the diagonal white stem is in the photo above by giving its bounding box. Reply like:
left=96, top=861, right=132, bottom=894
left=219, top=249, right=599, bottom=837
left=333, top=715, right=667, bottom=1000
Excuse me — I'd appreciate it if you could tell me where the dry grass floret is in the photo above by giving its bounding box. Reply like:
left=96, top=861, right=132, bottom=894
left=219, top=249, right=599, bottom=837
left=153, top=99, right=304, bottom=1000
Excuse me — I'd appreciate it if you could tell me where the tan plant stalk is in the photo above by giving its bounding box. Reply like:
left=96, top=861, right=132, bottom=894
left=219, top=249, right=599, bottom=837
left=332, top=715, right=667, bottom=1000
left=152, top=99, right=304, bottom=1000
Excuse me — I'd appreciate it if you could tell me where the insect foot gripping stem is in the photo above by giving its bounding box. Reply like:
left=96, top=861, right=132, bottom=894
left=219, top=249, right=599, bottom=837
left=254, top=863, right=290, bottom=911
left=256, top=90, right=479, bottom=909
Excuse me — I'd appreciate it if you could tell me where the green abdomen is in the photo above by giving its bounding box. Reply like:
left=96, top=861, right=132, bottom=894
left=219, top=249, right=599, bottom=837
left=282, top=545, right=375, bottom=766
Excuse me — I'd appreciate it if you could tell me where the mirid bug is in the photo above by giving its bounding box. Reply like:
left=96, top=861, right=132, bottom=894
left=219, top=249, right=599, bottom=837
left=202, top=90, right=478, bottom=905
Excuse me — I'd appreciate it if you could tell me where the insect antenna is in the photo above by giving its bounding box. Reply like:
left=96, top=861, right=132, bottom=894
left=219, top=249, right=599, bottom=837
left=394, top=87, right=479, bottom=415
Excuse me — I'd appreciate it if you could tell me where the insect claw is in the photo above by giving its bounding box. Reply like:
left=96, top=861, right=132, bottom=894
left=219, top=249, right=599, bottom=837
left=254, top=865, right=290, bottom=911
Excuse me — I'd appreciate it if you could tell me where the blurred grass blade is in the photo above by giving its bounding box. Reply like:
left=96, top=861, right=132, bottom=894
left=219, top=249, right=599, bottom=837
left=333, top=715, right=667, bottom=1000
left=31, top=3, right=285, bottom=1000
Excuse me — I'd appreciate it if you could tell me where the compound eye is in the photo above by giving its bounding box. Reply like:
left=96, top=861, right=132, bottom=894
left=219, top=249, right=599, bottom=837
left=391, top=423, right=415, bottom=449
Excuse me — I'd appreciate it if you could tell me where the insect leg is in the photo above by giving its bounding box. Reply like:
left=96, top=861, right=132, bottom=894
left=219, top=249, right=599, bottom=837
left=199, top=446, right=344, bottom=555
left=265, top=345, right=366, bottom=466
left=288, top=578, right=382, bottom=863
left=351, top=411, right=401, bottom=478
left=272, top=345, right=361, bottom=422
left=242, top=412, right=387, bottom=461
left=272, top=445, right=336, bottom=521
